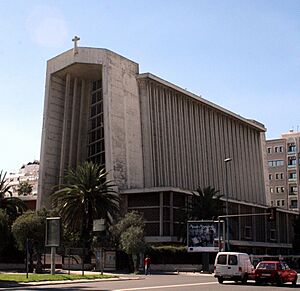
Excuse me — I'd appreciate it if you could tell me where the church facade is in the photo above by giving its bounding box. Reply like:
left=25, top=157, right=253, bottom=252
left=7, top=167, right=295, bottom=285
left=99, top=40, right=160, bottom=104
left=38, top=47, right=295, bottom=254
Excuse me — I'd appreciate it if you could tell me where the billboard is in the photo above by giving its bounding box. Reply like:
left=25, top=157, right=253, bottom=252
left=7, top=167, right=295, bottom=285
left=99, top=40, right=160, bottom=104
left=187, top=220, right=224, bottom=252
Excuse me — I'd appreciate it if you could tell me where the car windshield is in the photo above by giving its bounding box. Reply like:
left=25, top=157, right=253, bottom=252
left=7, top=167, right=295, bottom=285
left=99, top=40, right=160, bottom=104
left=257, top=263, right=276, bottom=270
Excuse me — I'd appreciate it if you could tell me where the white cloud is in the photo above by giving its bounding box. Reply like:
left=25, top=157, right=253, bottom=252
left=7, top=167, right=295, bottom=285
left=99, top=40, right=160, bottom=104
left=26, top=5, right=68, bottom=47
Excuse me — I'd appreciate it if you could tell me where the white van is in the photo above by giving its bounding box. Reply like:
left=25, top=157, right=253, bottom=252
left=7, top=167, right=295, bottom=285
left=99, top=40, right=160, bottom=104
left=214, top=252, right=254, bottom=284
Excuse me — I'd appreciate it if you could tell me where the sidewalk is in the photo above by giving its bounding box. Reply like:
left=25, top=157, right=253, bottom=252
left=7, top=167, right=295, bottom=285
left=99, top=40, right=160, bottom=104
left=0, top=270, right=143, bottom=289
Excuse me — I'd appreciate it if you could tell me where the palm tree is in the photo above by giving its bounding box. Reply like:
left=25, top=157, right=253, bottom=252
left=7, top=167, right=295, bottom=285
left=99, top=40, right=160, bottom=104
left=177, top=186, right=223, bottom=243
left=51, top=161, right=120, bottom=251
left=17, top=181, right=33, bottom=196
left=188, top=186, right=223, bottom=220
left=0, top=170, right=27, bottom=224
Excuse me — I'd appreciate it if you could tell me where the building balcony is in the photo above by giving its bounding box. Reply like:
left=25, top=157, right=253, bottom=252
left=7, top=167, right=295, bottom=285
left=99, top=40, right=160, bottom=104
left=289, top=205, right=298, bottom=210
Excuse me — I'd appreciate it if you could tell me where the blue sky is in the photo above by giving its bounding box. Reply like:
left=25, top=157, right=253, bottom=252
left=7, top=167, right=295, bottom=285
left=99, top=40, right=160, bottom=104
left=1, top=0, right=300, bottom=172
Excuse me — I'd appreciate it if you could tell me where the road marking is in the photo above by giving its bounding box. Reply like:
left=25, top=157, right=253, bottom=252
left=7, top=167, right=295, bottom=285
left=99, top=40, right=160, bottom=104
left=113, top=281, right=218, bottom=291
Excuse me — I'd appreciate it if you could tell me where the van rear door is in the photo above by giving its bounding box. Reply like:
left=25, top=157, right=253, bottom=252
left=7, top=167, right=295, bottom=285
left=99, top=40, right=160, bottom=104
left=215, top=254, right=228, bottom=276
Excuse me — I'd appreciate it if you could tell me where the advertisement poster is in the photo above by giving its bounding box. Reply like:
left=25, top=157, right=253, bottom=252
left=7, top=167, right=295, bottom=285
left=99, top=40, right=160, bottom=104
left=187, top=221, right=223, bottom=252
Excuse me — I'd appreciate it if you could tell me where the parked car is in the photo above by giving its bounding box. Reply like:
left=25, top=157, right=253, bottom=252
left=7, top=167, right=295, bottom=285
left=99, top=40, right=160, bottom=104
left=254, top=261, right=297, bottom=286
left=214, top=252, right=254, bottom=284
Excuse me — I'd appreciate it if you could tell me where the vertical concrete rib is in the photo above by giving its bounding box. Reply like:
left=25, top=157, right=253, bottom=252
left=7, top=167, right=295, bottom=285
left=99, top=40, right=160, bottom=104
left=209, top=110, right=217, bottom=188
left=160, top=88, right=167, bottom=185
left=177, top=95, right=184, bottom=188
left=147, top=81, right=154, bottom=187
left=172, top=92, right=179, bottom=187
left=242, top=126, right=249, bottom=201
left=69, top=77, right=78, bottom=168
left=166, top=89, right=174, bottom=185
left=234, top=122, right=242, bottom=198
left=249, top=129, right=256, bottom=202
left=59, top=73, right=71, bottom=184
left=155, top=84, right=162, bottom=185
left=218, top=115, right=225, bottom=194
left=182, top=98, right=189, bottom=188
left=193, top=106, right=199, bottom=187
left=213, top=112, right=221, bottom=191
left=227, top=119, right=234, bottom=199
left=200, top=106, right=208, bottom=186
left=77, top=80, right=85, bottom=164
left=189, top=103, right=197, bottom=189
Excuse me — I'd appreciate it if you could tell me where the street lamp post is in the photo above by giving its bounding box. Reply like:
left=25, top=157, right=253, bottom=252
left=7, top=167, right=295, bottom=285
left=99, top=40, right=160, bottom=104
left=224, top=158, right=232, bottom=251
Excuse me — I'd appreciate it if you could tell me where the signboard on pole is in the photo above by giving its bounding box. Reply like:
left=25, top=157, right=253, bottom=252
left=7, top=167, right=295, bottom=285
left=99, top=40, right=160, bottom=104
left=45, top=217, right=61, bottom=247
left=187, top=220, right=224, bottom=252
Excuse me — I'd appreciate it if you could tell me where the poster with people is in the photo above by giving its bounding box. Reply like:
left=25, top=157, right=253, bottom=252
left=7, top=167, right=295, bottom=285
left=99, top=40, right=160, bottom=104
left=187, top=221, right=224, bottom=252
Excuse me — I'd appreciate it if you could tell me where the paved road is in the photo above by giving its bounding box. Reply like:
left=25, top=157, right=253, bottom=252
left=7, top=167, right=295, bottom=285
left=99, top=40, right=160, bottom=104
left=3, top=273, right=300, bottom=291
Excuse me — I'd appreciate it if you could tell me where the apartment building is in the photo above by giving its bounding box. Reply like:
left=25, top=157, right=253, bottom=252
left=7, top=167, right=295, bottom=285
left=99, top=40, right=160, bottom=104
left=266, top=131, right=300, bottom=212
left=5, top=160, right=39, bottom=209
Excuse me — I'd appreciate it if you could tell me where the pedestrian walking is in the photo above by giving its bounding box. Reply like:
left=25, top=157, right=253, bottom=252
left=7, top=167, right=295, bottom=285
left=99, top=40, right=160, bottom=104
left=144, top=255, right=151, bottom=275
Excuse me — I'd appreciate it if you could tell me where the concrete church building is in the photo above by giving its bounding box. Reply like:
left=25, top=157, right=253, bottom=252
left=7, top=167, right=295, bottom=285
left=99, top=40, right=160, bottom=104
left=38, top=44, right=295, bottom=253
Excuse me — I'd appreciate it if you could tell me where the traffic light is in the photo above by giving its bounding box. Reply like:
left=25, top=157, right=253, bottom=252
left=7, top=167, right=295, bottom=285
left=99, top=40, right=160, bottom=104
left=267, top=207, right=277, bottom=222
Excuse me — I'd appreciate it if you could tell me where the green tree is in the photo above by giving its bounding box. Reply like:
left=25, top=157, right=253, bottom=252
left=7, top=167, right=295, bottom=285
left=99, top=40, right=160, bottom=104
left=112, top=211, right=147, bottom=272
left=0, top=170, right=27, bottom=224
left=188, top=186, right=223, bottom=220
left=11, top=209, right=48, bottom=273
left=51, top=161, right=120, bottom=256
left=0, top=210, right=10, bottom=252
left=17, top=181, right=33, bottom=196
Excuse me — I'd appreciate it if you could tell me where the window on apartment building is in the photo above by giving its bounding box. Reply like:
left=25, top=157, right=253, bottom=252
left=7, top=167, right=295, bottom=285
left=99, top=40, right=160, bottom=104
left=270, top=187, right=273, bottom=193
left=290, top=186, right=298, bottom=195
left=271, top=200, right=274, bottom=206
left=290, top=199, right=298, bottom=209
left=288, top=144, right=296, bottom=153
left=268, top=160, right=284, bottom=167
left=288, top=157, right=297, bottom=166
left=276, top=199, right=285, bottom=207
left=267, top=147, right=272, bottom=154
left=275, top=173, right=284, bottom=180
left=274, top=146, right=284, bottom=153
left=289, top=172, right=297, bottom=180
left=269, top=174, right=272, bottom=180
left=276, top=187, right=284, bottom=193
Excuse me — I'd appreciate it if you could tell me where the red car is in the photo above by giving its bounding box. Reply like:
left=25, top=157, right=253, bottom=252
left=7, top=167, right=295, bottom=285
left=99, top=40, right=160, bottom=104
left=255, top=261, right=297, bottom=286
